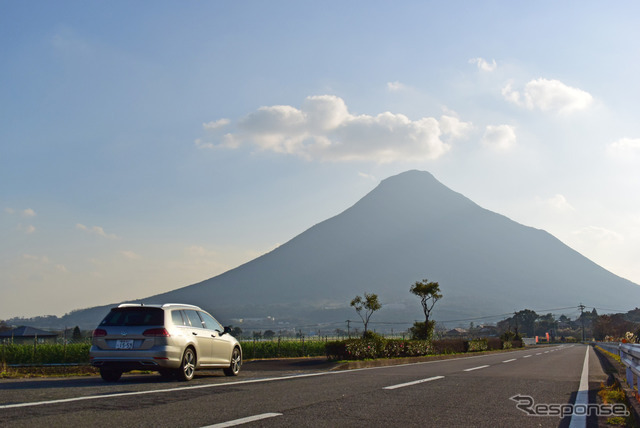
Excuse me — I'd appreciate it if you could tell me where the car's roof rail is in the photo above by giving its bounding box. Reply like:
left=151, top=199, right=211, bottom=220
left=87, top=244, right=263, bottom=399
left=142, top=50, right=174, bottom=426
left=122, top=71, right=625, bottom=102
left=117, top=303, right=145, bottom=308
left=161, top=303, right=201, bottom=310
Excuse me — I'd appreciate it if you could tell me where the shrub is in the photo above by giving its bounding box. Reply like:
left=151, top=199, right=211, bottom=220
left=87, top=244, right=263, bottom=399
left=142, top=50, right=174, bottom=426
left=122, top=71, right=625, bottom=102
left=361, top=331, right=385, bottom=341
left=432, top=339, right=466, bottom=354
left=326, top=338, right=434, bottom=361
left=500, top=331, right=522, bottom=342
left=409, top=321, right=435, bottom=340
left=466, top=339, right=488, bottom=352
left=487, top=338, right=502, bottom=350
left=240, top=338, right=326, bottom=359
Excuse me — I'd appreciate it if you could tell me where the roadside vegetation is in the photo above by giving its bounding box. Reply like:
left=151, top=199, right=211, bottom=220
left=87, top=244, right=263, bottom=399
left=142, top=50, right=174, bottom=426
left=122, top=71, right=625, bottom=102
left=327, top=280, right=521, bottom=361
left=594, top=346, right=637, bottom=427
left=16, top=276, right=640, bottom=375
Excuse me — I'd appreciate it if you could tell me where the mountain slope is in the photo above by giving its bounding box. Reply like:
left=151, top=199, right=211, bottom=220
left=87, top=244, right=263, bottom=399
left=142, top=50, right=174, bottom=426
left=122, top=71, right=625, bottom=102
left=138, top=170, right=640, bottom=325
left=59, top=170, right=640, bottom=329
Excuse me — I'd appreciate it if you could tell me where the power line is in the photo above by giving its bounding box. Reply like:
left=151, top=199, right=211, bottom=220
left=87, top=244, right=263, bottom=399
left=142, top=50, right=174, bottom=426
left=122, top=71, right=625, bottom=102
left=232, top=304, right=628, bottom=332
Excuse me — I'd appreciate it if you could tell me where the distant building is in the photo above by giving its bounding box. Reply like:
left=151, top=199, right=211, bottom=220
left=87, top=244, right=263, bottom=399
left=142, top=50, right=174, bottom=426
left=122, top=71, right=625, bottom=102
left=478, top=325, right=498, bottom=337
left=445, top=328, right=468, bottom=337
left=0, top=326, right=58, bottom=344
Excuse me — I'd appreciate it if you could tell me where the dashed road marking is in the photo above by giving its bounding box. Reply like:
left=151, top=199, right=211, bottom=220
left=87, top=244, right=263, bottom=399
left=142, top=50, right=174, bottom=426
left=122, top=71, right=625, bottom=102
left=383, top=376, right=445, bottom=390
left=202, top=413, right=283, bottom=428
left=464, top=365, right=490, bottom=372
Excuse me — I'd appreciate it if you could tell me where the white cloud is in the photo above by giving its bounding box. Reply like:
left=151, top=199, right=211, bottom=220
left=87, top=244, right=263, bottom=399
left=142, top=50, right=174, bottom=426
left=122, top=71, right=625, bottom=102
left=203, top=118, right=230, bottom=131
left=22, top=254, right=68, bottom=273
left=469, top=57, right=497, bottom=72
left=76, top=223, right=120, bottom=239
left=358, top=172, right=377, bottom=181
left=5, top=207, right=36, bottom=217
left=18, top=224, right=36, bottom=234
left=607, top=137, right=640, bottom=161
left=502, top=78, right=593, bottom=114
left=387, top=81, right=407, bottom=91
left=481, top=125, right=516, bottom=151
left=199, top=95, right=472, bottom=163
left=23, top=254, right=48, bottom=263
left=572, top=226, right=623, bottom=243
left=439, top=114, right=473, bottom=140
left=165, top=245, right=226, bottom=274
left=121, top=250, right=141, bottom=260
left=546, top=194, right=575, bottom=212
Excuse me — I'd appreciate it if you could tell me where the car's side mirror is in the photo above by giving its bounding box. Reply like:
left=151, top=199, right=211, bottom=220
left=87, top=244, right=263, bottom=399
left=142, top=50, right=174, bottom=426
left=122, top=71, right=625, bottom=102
left=223, top=326, right=232, bottom=335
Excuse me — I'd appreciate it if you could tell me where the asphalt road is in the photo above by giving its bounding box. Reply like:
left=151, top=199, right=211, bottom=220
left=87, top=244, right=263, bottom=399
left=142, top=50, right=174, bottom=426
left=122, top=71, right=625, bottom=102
left=0, top=344, right=609, bottom=427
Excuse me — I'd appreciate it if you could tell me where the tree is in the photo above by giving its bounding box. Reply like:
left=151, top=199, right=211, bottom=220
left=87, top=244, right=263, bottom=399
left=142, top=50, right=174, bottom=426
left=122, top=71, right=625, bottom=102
left=410, top=279, right=442, bottom=324
left=513, top=309, right=538, bottom=337
left=593, top=314, right=636, bottom=341
left=408, top=279, right=442, bottom=341
left=263, top=330, right=276, bottom=339
left=350, top=293, right=382, bottom=336
left=72, top=326, right=83, bottom=342
left=535, top=313, right=556, bottom=338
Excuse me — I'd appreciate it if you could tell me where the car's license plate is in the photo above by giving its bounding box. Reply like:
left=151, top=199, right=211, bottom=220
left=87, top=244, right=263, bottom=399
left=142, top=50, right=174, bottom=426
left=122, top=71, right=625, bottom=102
left=115, top=340, right=134, bottom=350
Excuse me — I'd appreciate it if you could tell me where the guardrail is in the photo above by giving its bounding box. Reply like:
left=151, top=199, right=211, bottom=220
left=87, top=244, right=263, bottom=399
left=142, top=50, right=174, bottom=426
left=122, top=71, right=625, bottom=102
left=596, top=342, right=640, bottom=391
left=620, top=343, right=640, bottom=391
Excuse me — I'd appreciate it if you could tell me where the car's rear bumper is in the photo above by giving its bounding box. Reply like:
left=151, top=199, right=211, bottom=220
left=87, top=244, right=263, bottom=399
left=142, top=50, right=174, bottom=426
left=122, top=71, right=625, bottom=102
left=89, top=345, right=182, bottom=370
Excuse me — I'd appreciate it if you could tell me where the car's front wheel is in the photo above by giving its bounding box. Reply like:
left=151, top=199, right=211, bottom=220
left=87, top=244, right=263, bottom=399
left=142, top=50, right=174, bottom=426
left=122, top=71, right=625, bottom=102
left=176, top=348, right=196, bottom=381
left=100, top=368, right=122, bottom=382
left=224, top=347, right=241, bottom=376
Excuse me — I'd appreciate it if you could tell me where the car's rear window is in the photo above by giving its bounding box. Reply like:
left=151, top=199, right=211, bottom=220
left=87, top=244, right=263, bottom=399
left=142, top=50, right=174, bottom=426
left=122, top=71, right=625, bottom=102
left=100, top=307, right=164, bottom=326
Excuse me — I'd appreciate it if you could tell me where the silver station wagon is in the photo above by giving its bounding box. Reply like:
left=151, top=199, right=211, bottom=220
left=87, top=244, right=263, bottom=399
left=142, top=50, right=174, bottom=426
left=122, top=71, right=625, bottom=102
left=90, top=303, right=242, bottom=382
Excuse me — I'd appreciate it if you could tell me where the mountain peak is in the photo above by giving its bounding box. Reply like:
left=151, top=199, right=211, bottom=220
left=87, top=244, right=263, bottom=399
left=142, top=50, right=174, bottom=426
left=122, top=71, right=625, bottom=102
left=58, top=169, right=640, bottom=330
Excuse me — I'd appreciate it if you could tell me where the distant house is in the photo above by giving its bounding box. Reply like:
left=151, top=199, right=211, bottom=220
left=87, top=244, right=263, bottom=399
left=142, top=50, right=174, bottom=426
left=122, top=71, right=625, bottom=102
left=0, top=326, right=58, bottom=344
left=445, top=328, right=468, bottom=337
left=478, top=325, right=498, bottom=337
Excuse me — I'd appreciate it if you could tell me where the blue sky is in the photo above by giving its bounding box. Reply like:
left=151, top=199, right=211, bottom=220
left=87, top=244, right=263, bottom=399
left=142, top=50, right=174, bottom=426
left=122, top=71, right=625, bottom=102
left=2, top=1, right=640, bottom=319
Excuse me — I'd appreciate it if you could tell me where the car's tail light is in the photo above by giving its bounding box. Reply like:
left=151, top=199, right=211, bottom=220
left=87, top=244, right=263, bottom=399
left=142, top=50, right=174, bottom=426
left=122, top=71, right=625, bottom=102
left=92, top=329, right=107, bottom=337
left=143, top=328, right=170, bottom=337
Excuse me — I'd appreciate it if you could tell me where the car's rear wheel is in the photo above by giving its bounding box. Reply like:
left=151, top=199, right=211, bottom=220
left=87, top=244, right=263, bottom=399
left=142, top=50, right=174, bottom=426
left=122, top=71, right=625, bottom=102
left=176, top=348, right=196, bottom=381
left=224, top=347, right=241, bottom=376
left=100, top=368, right=122, bottom=382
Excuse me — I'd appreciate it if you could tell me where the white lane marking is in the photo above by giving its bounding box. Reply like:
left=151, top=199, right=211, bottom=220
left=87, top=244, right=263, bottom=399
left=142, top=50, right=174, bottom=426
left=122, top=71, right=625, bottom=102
left=464, top=365, right=490, bottom=372
left=0, top=372, right=330, bottom=410
left=202, top=413, right=282, bottom=428
left=1, top=348, right=535, bottom=410
left=569, top=346, right=590, bottom=428
left=544, top=351, right=549, bottom=354
left=536, top=353, right=542, bottom=355
left=383, top=376, right=444, bottom=390
left=502, top=359, right=517, bottom=363
left=523, top=355, right=532, bottom=358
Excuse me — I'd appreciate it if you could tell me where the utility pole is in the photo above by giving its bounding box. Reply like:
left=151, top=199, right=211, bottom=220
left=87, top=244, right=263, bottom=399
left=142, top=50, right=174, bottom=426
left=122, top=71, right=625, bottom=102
left=579, top=303, right=586, bottom=342
left=346, top=320, right=351, bottom=339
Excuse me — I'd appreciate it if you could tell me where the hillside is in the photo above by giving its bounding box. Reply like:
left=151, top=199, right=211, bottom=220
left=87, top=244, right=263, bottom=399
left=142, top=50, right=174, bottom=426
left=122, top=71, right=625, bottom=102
left=34, top=170, right=640, bottom=330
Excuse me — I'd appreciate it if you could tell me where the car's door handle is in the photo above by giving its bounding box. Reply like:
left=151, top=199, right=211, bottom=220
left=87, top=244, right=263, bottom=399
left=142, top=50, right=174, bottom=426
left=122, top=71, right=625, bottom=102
left=192, top=332, right=197, bottom=335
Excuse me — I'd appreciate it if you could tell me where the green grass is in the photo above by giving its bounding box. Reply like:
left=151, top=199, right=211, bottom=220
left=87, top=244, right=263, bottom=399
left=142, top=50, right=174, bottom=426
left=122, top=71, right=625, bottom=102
left=1, top=343, right=91, bottom=365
